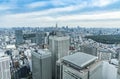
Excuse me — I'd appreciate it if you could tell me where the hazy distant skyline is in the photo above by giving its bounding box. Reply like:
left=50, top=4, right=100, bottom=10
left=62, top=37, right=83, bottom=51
left=0, top=0, right=120, bottom=28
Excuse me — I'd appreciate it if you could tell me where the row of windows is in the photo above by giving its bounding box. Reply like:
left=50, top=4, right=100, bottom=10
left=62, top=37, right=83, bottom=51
left=0, top=60, right=11, bottom=79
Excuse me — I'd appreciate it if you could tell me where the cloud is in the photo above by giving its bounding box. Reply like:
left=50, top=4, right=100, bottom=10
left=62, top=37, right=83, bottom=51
left=0, top=10, right=120, bottom=28
left=0, top=0, right=18, bottom=12
left=0, top=0, right=118, bottom=15
left=27, top=1, right=50, bottom=8
left=56, top=11, right=120, bottom=21
left=90, top=0, right=119, bottom=7
left=5, top=1, right=87, bottom=18
left=0, top=0, right=120, bottom=28
left=26, top=0, right=82, bottom=9
left=0, top=6, right=11, bottom=11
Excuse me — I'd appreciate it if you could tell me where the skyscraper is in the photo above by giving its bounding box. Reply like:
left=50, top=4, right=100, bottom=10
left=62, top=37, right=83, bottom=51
left=80, top=44, right=97, bottom=56
left=61, top=52, right=102, bottom=79
left=32, top=49, right=52, bottom=79
left=0, top=55, right=11, bottom=79
left=15, top=30, right=24, bottom=45
left=35, top=32, right=46, bottom=45
left=118, top=53, right=120, bottom=74
left=49, top=36, right=70, bottom=79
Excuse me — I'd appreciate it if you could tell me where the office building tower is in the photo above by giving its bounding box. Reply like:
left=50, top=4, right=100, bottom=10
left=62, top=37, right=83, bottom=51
left=36, top=32, right=46, bottom=45
left=0, top=55, right=11, bottom=79
left=49, top=36, right=69, bottom=79
left=32, top=49, right=52, bottom=79
left=15, top=30, right=24, bottom=45
left=56, top=59, right=63, bottom=79
left=80, top=44, right=97, bottom=56
left=49, top=36, right=69, bottom=60
left=61, top=52, right=102, bottom=79
left=118, top=49, right=120, bottom=74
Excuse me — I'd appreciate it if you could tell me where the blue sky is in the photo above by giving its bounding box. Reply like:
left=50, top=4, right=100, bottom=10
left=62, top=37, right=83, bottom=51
left=0, top=0, right=120, bottom=28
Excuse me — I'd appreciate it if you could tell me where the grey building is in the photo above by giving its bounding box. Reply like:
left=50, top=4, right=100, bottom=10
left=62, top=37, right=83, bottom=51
left=118, top=56, right=120, bottom=74
left=118, top=48, right=120, bottom=74
left=32, top=49, right=52, bottom=79
left=116, top=48, right=120, bottom=60
left=80, top=44, right=97, bottom=56
left=61, top=52, right=102, bottom=79
left=49, top=36, right=70, bottom=79
left=36, top=32, right=46, bottom=45
left=98, top=48, right=112, bottom=61
left=15, top=30, right=24, bottom=45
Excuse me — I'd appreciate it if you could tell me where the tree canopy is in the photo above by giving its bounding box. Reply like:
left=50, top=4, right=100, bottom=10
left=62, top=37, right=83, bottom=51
left=85, top=35, right=120, bottom=44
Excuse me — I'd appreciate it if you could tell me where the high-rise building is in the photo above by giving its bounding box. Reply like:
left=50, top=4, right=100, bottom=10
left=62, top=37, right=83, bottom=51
left=61, top=52, right=102, bottom=79
left=118, top=51, right=120, bottom=74
left=49, top=36, right=69, bottom=60
left=32, top=49, right=52, bottom=79
left=49, top=36, right=69, bottom=79
left=0, top=55, right=11, bottom=79
left=15, top=30, right=24, bottom=45
left=36, top=32, right=46, bottom=45
left=80, top=44, right=97, bottom=56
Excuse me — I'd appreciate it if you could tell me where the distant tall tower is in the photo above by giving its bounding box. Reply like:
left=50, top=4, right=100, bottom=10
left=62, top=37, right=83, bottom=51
left=32, top=49, right=52, bottom=79
left=49, top=36, right=70, bottom=79
left=54, top=23, right=58, bottom=35
left=0, top=55, right=11, bottom=79
left=15, top=30, right=24, bottom=45
left=56, top=23, right=58, bottom=28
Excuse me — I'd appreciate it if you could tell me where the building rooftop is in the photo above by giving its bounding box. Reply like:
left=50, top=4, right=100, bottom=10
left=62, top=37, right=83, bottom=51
left=6, top=45, right=16, bottom=49
left=98, top=48, right=113, bottom=53
left=32, top=49, right=51, bottom=59
left=49, top=36, right=69, bottom=41
left=0, top=53, right=4, bottom=57
left=61, top=52, right=97, bottom=69
left=0, top=49, right=5, bottom=57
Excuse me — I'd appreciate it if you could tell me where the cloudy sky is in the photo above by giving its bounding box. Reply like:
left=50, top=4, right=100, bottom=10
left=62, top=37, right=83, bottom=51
left=0, top=0, right=120, bottom=28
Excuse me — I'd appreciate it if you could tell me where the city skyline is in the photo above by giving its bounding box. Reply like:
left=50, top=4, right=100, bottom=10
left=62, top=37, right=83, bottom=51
left=0, top=0, right=120, bottom=28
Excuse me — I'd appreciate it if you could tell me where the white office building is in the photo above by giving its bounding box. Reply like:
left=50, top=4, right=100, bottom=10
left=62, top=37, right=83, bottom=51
left=98, top=48, right=112, bottom=61
left=0, top=53, right=11, bottom=79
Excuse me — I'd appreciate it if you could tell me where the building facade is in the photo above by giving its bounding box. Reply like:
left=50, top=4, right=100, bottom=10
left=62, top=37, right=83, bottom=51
left=61, top=52, right=102, bottom=79
left=35, top=32, right=46, bottom=45
left=32, top=49, right=52, bottom=79
left=118, top=55, right=120, bottom=74
left=15, top=30, right=24, bottom=45
left=98, top=49, right=112, bottom=61
left=49, top=36, right=70, bottom=79
left=0, top=56, right=11, bottom=79
left=80, top=44, right=97, bottom=56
